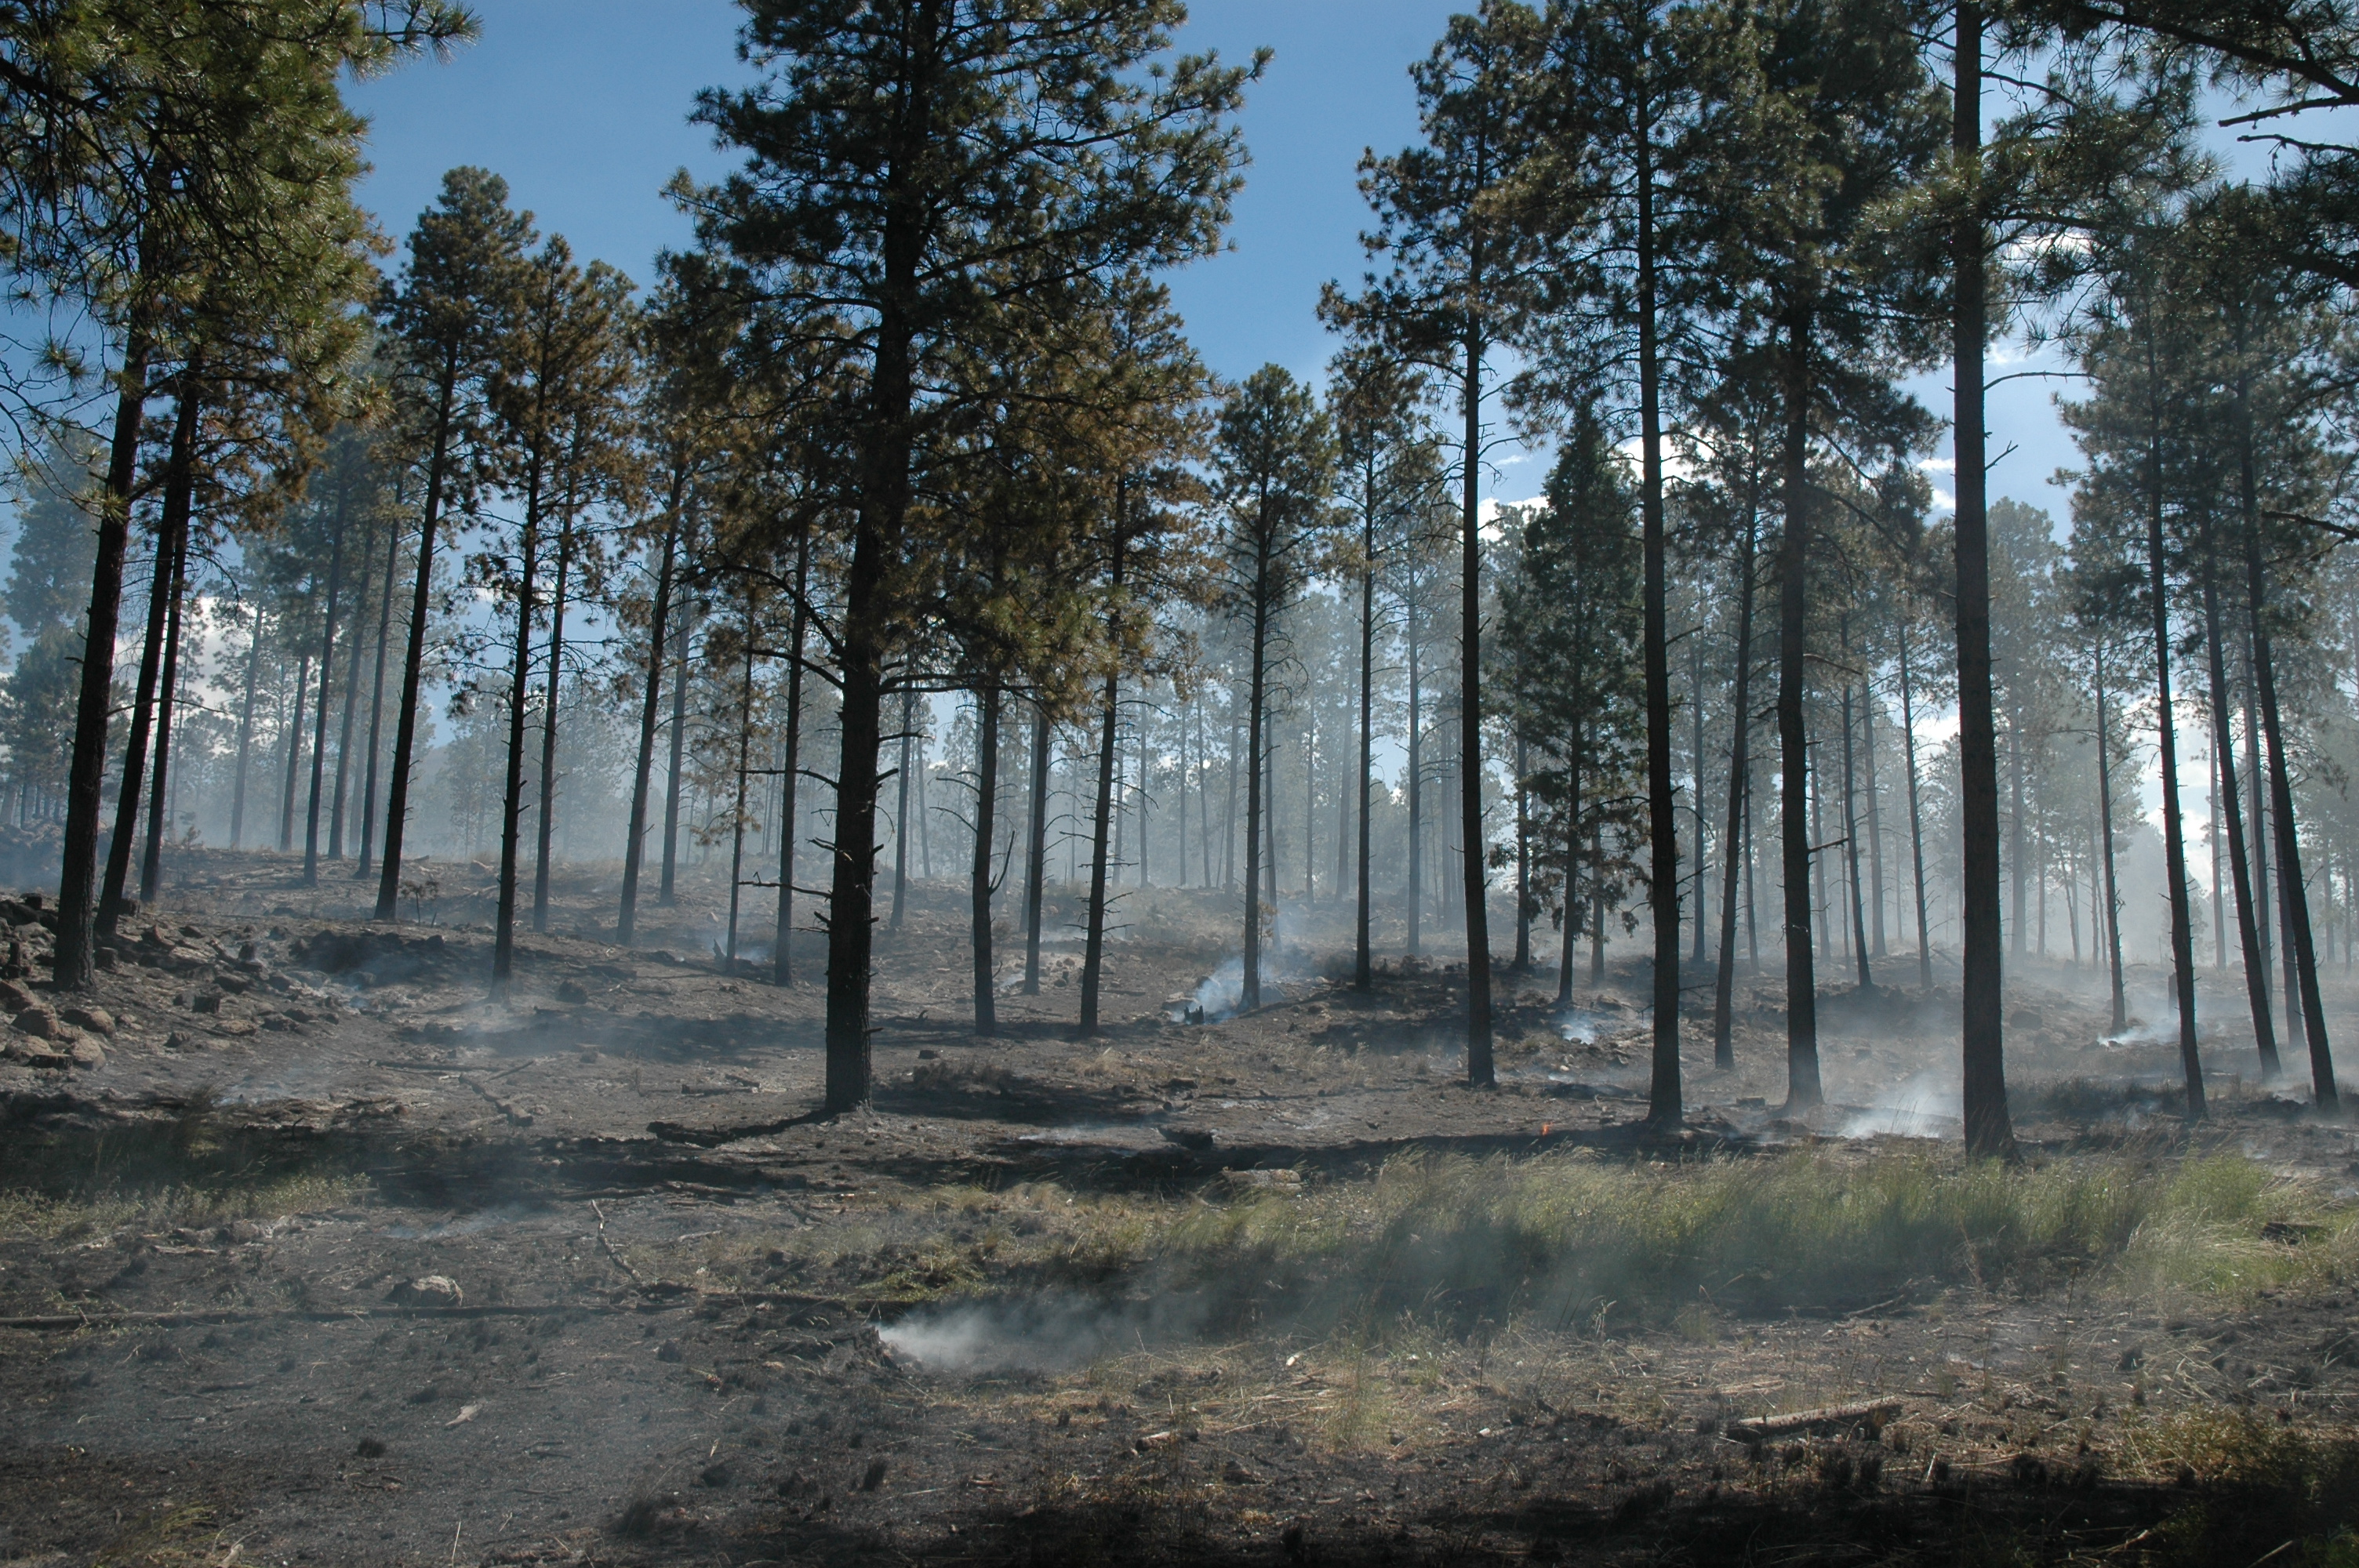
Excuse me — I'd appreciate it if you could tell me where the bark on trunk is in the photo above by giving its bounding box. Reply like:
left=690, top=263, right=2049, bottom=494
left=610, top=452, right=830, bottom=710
left=2095, top=641, right=2127, bottom=1033
left=56, top=328, right=151, bottom=989
left=2142, top=345, right=2205, bottom=1116
left=618, top=502, right=680, bottom=946
left=2201, top=514, right=2279, bottom=1075
left=231, top=605, right=265, bottom=851
left=491, top=468, right=542, bottom=990
left=140, top=503, right=190, bottom=906
left=1712, top=506, right=1757, bottom=1067
left=1952, top=1, right=2014, bottom=1155
left=329, top=519, right=375, bottom=862
left=660, top=603, right=695, bottom=907
left=301, top=495, right=351, bottom=887
left=1022, top=703, right=1050, bottom=994
left=532, top=508, right=574, bottom=931
left=100, top=386, right=193, bottom=933
left=375, top=360, right=461, bottom=922
left=970, top=681, right=1001, bottom=1034
left=358, top=514, right=401, bottom=877
left=773, top=533, right=809, bottom=985
left=1776, top=313, right=1821, bottom=1108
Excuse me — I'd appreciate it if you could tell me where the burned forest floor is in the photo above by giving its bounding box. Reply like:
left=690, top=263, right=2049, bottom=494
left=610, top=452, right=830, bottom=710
left=0, top=849, right=2357, bottom=1566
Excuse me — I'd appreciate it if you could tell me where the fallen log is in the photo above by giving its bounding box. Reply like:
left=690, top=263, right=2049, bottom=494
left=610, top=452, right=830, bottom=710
left=1727, top=1398, right=1903, bottom=1439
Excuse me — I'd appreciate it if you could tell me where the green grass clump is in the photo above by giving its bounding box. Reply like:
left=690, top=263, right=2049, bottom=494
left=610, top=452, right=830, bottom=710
left=1154, top=1149, right=2354, bottom=1330
left=0, top=1094, right=362, bottom=1241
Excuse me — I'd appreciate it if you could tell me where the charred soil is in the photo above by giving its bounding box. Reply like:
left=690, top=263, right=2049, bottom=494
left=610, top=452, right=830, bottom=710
left=0, top=855, right=2354, bottom=1565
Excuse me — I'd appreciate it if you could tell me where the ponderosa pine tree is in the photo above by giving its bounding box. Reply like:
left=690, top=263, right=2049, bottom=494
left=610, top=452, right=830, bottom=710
left=678, top=0, right=1253, bottom=1114
left=1212, top=366, right=1336, bottom=1017
left=375, top=166, right=533, bottom=925
left=1328, top=0, right=1547, bottom=1088
left=1327, top=344, right=1439, bottom=993
left=1687, top=0, right=1945, bottom=1109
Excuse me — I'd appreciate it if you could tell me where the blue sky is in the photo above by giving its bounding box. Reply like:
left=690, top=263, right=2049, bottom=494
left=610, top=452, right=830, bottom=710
left=343, top=0, right=2079, bottom=520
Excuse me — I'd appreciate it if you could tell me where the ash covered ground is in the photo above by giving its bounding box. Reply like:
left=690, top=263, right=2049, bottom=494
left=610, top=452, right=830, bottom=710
left=0, top=851, right=2356, bottom=1566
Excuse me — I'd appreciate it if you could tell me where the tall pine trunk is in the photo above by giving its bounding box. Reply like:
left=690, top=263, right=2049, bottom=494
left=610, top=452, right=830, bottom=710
left=2201, top=512, right=2279, bottom=1075
left=490, top=471, right=542, bottom=990
left=301, top=498, right=351, bottom=886
left=329, top=519, right=375, bottom=862
left=1355, top=537, right=1376, bottom=989
left=1952, top=0, right=2015, bottom=1156
left=618, top=503, right=679, bottom=945
left=2094, top=641, right=2126, bottom=1030
left=376, top=363, right=461, bottom=922
left=970, top=682, right=1001, bottom=1033
left=660, top=605, right=695, bottom=907
left=1841, top=673, right=1871, bottom=988
left=1899, top=610, right=1932, bottom=989
left=1460, top=320, right=1497, bottom=1089
left=532, top=509, right=574, bottom=931
left=1776, top=312, right=1822, bottom=1108
left=231, top=604, right=266, bottom=851
left=1022, top=703, right=1050, bottom=994
left=1243, top=552, right=1271, bottom=1014
left=891, top=688, right=915, bottom=929
left=2242, top=465, right=2339, bottom=1109
left=1080, top=661, right=1120, bottom=1034
left=56, top=324, right=152, bottom=989
left=100, top=386, right=194, bottom=932
left=358, top=515, right=401, bottom=878
left=723, top=616, right=756, bottom=968
left=772, top=534, right=809, bottom=985
left=2141, top=334, right=2205, bottom=1117
left=278, top=652, right=310, bottom=855
left=140, top=504, right=191, bottom=906
left=1711, top=507, right=1757, bottom=1066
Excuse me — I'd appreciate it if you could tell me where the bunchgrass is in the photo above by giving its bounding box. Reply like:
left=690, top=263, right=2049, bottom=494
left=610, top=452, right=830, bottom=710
left=1147, top=1148, right=2356, bottom=1330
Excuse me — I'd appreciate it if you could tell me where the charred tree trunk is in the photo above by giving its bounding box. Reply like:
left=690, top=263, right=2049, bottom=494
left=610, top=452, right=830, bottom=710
left=1952, top=1, right=2015, bottom=1156
left=660, top=604, right=696, bottom=909
left=618, top=503, right=680, bottom=946
left=970, top=681, right=1001, bottom=1034
left=2142, top=343, right=2205, bottom=1117
left=1776, top=310, right=1822, bottom=1109
left=301, top=495, right=351, bottom=887
left=278, top=652, right=310, bottom=856
left=140, top=501, right=191, bottom=906
left=772, top=534, right=809, bottom=985
left=532, top=508, right=575, bottom=932
left=1021, top=702, right=1050, bottom=994
left=723, top=615, right=756, bottom=970
left=375, top=361, right=462, bottom=923
left=491, top=472, right=542, bottom=992
left=1357, top=543, right=1376, bottom=987
left=358, top=514, right=401, bottom=878
left=1080, top=655, right=1121, bottom=1036
left=1712, top=506, right=1757, bottom=1067
left=100, top=386, right=194, bottom=933
left=1244, top=552, right=1271, bottom=1014
left=1900, top=611, right=1932, bottom=990
left=2241, top=445, right=2338, bottom=1108
left=54, top=314, right=151, bottom=989
left=329, top=519, right=375, bottom=862
left=2094, top=641, right=2127, bottom=1033
left=2201, top=514, right=2279, bottom=1076
left=231, top=604, right=266, bottom=852
left=891, top=687, right=915, bottom=930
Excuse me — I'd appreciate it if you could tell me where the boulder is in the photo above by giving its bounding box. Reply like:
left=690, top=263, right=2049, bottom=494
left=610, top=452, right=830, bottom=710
left=67, top=1037, right=104, bottom=1069
left=60, top=1006, right=112, bottom=1036
left=0, top=979, right=34, bottom=1014
left=7, top=1040, right=66, bottom=1069
left=12, top=1006, right=60, bottom=1039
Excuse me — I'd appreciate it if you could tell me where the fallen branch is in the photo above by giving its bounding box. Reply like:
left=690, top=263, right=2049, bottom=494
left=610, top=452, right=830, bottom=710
left=1728, top=1398, right=1903, bottom=1440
